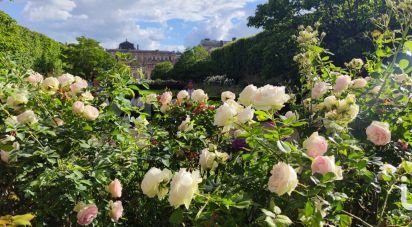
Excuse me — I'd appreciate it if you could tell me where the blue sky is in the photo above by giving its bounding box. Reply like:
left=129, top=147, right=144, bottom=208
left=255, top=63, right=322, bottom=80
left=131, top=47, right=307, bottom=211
left=1, top=0, right=265, bottom=51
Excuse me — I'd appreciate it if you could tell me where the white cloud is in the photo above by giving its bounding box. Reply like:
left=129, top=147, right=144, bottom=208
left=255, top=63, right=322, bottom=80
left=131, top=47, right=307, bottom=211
left=19, top=0, right=263, bottom=50
left=24, top=0, right=77, bottom=21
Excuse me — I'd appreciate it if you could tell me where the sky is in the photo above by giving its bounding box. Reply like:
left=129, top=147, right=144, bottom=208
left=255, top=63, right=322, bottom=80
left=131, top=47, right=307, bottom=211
left=1, top=0, right=266, bottom=52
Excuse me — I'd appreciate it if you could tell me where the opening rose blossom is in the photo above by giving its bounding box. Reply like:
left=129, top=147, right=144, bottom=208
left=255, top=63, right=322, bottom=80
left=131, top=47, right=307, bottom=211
left=221, top=91, right=236, bottom=102
left=110, top=201, right=123, bottom=222
left=238, top=84, right=258, bottom=106
left=177, top=90, right=189, bottom=103
left=77, top=204, right=98, bottom=226
left=366, top=121, right=391, bottom=146
left=191, top=89, right=208, bottom=103
left=268, top=162, right=298, bottom=196
left=303, top=132, right=328, bottom=158
left=108, top=179, right=122, bottom=198
left=333, top=74, right=351, bottom=93
left=169, top=169, right=202, bottom=209
left=141, top=167, right=173, bottom=199
left=72, top=101, right=85, bottom=114
left=82, top=105, right=99, bottom=121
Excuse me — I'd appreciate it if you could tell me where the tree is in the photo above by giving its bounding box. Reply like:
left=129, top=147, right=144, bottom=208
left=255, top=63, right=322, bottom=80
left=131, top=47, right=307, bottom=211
left=171, top=46, right=212, bottom=81
left=248, top=0, right=387, bottom=64
left=63, top=36, right=116, bottom=81
left=151, top=61, right=174, bottom=80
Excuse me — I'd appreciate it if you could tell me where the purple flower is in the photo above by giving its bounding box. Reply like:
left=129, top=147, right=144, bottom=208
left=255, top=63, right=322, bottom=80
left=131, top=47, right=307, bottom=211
left=232, top=139, right=249, bottom=151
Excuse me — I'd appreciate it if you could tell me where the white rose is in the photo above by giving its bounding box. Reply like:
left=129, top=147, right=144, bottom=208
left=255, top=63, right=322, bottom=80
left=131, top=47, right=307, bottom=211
left=70, top=79, right=88, bottom=94
left=225, top=99, right=244, bottom=113
left=6, top=93, right=28, bottom=109
left=323, top=96, right=337, bottom=109
left=178, top=116, right=192, bottom=132
left=268, top=162, right=298, bottom=196
left=17, top=110, right=38, bottom=124
left=221, top=91, right=236, bottom=102
left=311, top=82, right=329, bottom=99
left=199, top=148, right=217, bottom=170
left=238, top=84, right=258, bottom=106
left=351, top=78, right=367, bottom=89
left=284, top=111, right=297, bottom=120
left=237, top=106, right=254, bottom=124
left=58, top=73, right=75, bottom=87
left=26, top=71, right=43, bottom=85
left=252, top=85, right=290, bottom=111
left=82, top=105, right=99, bottom=121
left=141, top=167, right=173, bottom=199
left=333, top=75, right=351, bottom=93
left=177, top=90, right=189, bottom=102
left=41, top=77, right=60, bottom=94
left=370, top=86, right=381, bottom=95
left=145, top=94, right=158, bottom=104
left=0, top=150, right=9, bottom=163
left=169, top=169, right=202, bottom=209
left=80, top=91, right=94, bottom=101
left=72, top=101, right=85, bottom=114
left=191, top=89, right=208, bottom=103
left=346, top=104, right=359, bottom=121
left=213, top=103, right=237, bottom=128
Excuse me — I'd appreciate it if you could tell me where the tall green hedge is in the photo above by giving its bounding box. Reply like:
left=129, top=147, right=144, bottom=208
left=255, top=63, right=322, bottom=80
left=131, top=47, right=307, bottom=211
left=0, top=11, right=63, bottom=75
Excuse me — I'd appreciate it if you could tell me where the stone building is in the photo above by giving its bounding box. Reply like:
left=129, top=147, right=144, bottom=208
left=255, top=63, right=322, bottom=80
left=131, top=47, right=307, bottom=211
left=107, top=40, right=180, bottom=79
left=200, top=38, right=236, bottom=52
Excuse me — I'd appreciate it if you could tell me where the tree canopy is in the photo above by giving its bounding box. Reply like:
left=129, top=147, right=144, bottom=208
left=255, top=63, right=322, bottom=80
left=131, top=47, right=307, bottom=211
left=151, top=61, right=174, bottom=80
left=63, top=36, right=116, bottom=81
left=171, top=46, right=212, bottom=81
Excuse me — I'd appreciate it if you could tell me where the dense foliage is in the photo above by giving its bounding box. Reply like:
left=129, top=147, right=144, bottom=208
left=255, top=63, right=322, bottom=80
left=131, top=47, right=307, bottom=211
left=63, top=36, right=117, bottom=81
left=0, top=11, right=63, bottom=75
left=170, top=46, right=212, bottom=82
left=151, top=61, right=174, bottom=80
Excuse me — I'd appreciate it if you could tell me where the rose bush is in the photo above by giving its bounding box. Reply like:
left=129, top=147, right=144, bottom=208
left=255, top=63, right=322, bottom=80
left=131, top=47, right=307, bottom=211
left=1, top=1, right=412, bottom=226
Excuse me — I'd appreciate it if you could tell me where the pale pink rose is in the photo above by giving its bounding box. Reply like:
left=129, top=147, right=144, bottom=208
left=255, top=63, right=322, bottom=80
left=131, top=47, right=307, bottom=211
left=41, top=77, right=60, bottom=94
left=333, top=75, right=351, bottom=93
left=178, top=116, right=192, bottom=132
left=221, top=91, right=236, bottom=102
left=72, top=101, right=85, bottom=114
left=17, top=110, right=38, bottom=124
left=26, top=72, right=43, bottom=85
left=160, top=104, right=170, bottom=113
left=70, top=80, right=88, bottom=94
left=108, top=179, right=122, bottom=198
left=311, top=82, right=329, bottom=99
left=177, top=90, right=189, bottom=102
left=237, top=106, right=254, bottom=124
left=82, top=105, right=99, bottom=121
left=303, top=132, right=328, bottom=158
left=58, top=73, right=75, bottom=87
left=268, top=162, right=298, bottom=196
left=110, top=201, right=123, bottom=222
left=77, top=204, right=98, bottom=226
left=311, top=156, right=336, bottom=175
left=159, top=91, right=173, bottom=105
left=0, top=150, right=9, bottom=163
left=284, top=111, right=297, bottom=120
left=351, top=78, right=367, bottom=89
left=191, top=89, right=208, bottom=103
left=366, top=121, right=391, bottom=146
left=370, top=86, right=381, bottom=95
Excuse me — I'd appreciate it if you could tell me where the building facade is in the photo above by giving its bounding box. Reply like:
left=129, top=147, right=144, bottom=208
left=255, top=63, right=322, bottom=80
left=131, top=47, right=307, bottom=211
left=107, top=40, right=180, bottom=79
left=200, top=38, right=236, bottom=52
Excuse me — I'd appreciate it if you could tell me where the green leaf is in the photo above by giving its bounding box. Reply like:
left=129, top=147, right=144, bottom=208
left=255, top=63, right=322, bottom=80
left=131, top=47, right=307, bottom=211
left=255, top=110, right=270, bottom=121
left=275, top=215, right=292, bottom=226
left=404, top=41, right=412, bottom=51
left=169, top=209, right=183, bottom=225
left=337, top=214, right=352, bottom=227
left=11, top=213, right=35, bottom=226
left=399, top=59, right=409, bottom=69
left=304, top=201, right=314, bottom=216
left=264, top=216, right=277, bottom=227
left=262, top=209, right=277, bottom=218
left=277, top=141, right=291, bottom=153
